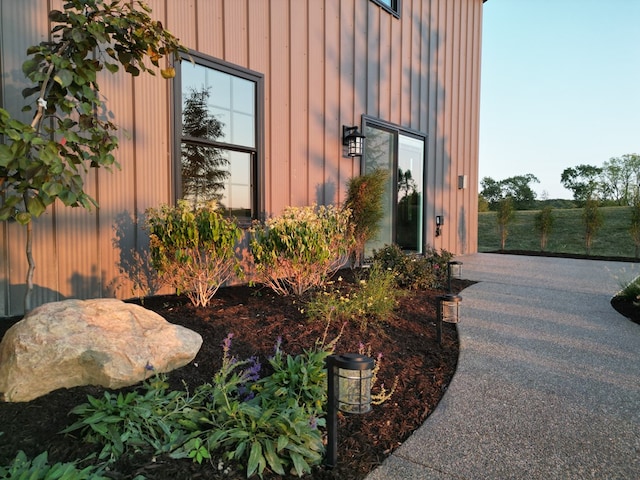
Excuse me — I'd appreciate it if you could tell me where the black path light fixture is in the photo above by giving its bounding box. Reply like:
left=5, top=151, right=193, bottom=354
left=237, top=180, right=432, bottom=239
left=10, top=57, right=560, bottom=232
left=325, top=353, right=375, bottom=468
left=342, top=125, right=366, bottom=157
left=436, top=293, right=461, bottom=345
left=447, top=260, right=463, bottom=293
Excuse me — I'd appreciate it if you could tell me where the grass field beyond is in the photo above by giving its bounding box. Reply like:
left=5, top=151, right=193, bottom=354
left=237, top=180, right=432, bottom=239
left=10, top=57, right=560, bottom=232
left=478, top=206, right=640, bottom=259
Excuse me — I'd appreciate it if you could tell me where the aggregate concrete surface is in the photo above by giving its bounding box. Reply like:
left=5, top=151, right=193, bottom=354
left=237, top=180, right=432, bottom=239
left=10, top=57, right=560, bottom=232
left=366, top=253, right=640, bottom=480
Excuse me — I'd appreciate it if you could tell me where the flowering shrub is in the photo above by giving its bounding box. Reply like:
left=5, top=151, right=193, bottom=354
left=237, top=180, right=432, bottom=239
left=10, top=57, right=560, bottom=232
left=249, top=204, right=354, bottom=296
left=305, top=263, right=403, bottom=330
left=372, top=243, right=453, bottom=290
left=146, top=201, right=243, bottom=307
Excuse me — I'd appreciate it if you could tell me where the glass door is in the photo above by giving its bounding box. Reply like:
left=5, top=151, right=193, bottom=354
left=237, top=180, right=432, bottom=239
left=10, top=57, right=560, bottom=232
left=363, top=120, right=426, bottom=257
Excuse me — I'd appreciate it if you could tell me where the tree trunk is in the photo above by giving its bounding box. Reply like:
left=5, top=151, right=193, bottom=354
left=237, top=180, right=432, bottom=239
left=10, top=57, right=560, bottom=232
left=24, top=221, right=35, bottom=313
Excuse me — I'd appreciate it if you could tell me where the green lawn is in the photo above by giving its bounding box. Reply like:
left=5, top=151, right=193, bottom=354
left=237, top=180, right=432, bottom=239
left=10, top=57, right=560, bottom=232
left=478, top=206, right=640, bottom=259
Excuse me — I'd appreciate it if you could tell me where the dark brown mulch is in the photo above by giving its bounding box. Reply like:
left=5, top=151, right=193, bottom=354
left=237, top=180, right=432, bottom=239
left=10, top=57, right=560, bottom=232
left=611, top=295, right=640, bottom=325
left=0, top=272, right=473, bottom=480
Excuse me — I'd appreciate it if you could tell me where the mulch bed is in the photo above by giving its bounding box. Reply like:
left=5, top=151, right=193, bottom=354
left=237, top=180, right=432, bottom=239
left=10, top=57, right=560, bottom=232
left=0, top=271, right=473, bottom=479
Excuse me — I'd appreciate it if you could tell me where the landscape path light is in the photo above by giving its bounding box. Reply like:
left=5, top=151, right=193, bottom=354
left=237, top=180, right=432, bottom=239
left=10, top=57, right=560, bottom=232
left=447, top=260, right=462, bottom=293
left=325, top=353, right=375, bottom=468
left=436, top=293, right=461, bottom=345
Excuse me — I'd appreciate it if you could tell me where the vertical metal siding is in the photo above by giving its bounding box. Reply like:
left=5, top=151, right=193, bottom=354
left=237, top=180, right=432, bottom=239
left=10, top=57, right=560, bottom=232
left=0, top=0, right=483, bottom=315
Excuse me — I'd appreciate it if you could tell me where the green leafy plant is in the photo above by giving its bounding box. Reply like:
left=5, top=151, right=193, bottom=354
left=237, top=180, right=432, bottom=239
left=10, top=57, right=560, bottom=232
left=582, top=197, right=604, bottom=255
left=306, top=263, right=403, bottom=331
left=0, top=450, right=108, bottom=480
left=62, top=374, right=191, bottom=464
left=249, top=204, right=354, bottom=296
left=344, top=168, right=388, bottom=266
left=0, top=0, right=185, bottom=312
left=147, top=201, right=243, bottom=307
left=176, top=333, right=326, bottom=478
left=534, top=205, right=555, bottom=251
left=372, top=243, right=452, bottom=290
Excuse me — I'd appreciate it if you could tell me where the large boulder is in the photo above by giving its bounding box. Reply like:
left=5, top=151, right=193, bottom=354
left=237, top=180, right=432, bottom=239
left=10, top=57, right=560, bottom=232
left=0, top=299, right=202, bottom=402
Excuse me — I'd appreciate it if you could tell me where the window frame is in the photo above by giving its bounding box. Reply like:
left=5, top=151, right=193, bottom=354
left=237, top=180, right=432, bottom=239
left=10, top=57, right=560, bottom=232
left=361, top=115, right=427, bottom=253
left=370, top=0, right=401, bottom=18
left=173, top=51, right=264, bottom=222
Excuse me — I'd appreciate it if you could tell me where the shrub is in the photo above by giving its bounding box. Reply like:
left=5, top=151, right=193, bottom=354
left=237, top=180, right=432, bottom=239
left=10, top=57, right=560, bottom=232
left=372, top=243, right=452, bottom=290
left=249, top=204, right=354, bottom=296
left=305, top=263, right=403, bottom=331
left=496, top=197, right=514, bottom=250
left=534, top=205, right=555, bottom=251
left=146, top=201, right=243, bottom=306
left=344, top=169, right=388, bottom=266
left=582, top=197, right=603, bottom=255
left=177, top=334, right=326, bottom=478
left=630, top=196, right=640, bottom=258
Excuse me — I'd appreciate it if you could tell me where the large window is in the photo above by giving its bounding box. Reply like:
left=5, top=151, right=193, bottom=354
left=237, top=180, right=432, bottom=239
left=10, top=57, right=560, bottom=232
left=176, top=54, right=262, bottom=220
left=362, top=117, right=425, bottom=256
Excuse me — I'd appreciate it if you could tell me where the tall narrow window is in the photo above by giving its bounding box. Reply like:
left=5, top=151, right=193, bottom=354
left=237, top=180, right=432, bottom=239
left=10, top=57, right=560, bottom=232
left=176, top=55, right=262, bottom=220
left=363, top=118, right=425, bottom=256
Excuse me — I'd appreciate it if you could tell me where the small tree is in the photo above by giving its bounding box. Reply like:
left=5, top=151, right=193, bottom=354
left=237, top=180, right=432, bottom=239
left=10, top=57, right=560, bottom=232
left=582, top=197, right=603, bottom=255
left=629, top=195, right=640, bottom=258
left=534, top=206, right=555, bottom=252
left=496, top=197, right=514, bottom=251
left=0, top=0, right=185, bottom=311
left=343, top=168, right=388, bottom=265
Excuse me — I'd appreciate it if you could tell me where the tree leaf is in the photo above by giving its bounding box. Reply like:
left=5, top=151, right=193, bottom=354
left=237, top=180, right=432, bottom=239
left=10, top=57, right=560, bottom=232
left=53, top=69, right=74, bottom=88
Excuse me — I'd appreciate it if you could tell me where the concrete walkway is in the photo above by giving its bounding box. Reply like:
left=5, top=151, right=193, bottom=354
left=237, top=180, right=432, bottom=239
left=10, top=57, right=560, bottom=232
left=366, top=253, right=640, bottom=480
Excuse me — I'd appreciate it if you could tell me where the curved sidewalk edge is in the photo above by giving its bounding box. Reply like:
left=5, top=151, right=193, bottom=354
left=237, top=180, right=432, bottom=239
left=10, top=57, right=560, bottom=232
left=366, top=253, right=640, bottom=480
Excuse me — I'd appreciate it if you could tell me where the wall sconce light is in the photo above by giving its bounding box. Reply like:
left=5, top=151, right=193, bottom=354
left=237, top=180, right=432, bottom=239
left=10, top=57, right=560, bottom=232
left=435, top=215, right=444, bottom=237
left=436, top=293, right=461, bottom=345
left=325, top=353, right=375, bottom=468
left=447, top=260, right=463, bottom=293
left=342, top=125, right=366, bottom=157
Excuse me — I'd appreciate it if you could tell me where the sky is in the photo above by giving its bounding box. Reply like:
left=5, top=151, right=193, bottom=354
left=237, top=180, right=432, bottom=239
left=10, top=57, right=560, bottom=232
left=479, top=0, right=640, bottom=200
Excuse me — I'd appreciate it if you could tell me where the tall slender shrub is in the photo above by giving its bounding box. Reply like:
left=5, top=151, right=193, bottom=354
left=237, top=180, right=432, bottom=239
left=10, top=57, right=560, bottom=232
left=630, top=195, right=640, bottom=258
left=534, top=205, right=555, bottom=251
left=496, top=197, right=514, bottom=251
left=146, top=201, right=242, bottom=306
left=344, top=168, right=388, bottom=265
left=582, top=197, right=603, bottom=255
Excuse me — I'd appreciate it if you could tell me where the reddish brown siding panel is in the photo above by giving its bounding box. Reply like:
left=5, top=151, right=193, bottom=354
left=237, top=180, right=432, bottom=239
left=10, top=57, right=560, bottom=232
left=0, top=0, right=483, bottom=315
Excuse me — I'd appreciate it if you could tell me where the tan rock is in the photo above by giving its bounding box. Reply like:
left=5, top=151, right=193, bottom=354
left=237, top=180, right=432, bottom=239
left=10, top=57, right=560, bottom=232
left=0, top=299, right=202, bottom=402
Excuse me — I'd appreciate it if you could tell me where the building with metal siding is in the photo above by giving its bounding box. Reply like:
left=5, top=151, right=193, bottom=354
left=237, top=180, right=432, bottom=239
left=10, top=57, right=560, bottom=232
left=0, top=0, right=484, bottom=316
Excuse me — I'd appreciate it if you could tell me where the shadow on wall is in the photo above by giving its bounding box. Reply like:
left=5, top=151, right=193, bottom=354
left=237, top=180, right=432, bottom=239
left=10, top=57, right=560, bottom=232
left=458, top=205, right=468, bottom=254
left=110, top=211, right=163, bottom=300
left=315, top=181, right=337, bottom=206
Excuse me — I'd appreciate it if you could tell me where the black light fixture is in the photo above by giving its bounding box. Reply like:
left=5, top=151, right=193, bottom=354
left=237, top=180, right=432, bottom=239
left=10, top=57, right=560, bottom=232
left=447, top=260, right=463, bottom=293
left=325, top=353, right=375, bottom=468
left=342, top=125, right=366, bottom=157
left=436, top=293, right=461, bottom=345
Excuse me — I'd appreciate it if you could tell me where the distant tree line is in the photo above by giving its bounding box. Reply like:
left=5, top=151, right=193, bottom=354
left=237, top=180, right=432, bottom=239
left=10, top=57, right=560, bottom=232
left=479, top=153, right=640, bottom=211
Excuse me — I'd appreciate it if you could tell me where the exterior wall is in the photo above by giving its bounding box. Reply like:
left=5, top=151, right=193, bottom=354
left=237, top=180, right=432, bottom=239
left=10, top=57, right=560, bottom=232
left=0, top=0, right=483, bottom=316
